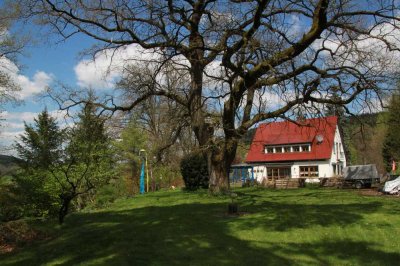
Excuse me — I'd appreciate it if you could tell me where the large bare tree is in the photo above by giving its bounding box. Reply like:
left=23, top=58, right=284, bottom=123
left=14, top=0, right=400, bottom=192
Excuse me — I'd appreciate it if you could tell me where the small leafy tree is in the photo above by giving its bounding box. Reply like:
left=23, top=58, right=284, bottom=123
left=51, top=103, right=115, bottom=224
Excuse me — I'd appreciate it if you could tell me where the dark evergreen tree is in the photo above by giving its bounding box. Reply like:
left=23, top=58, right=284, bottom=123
left=13, top=109, right=64, bottom=217
left=382, top=91, right=400, bottom=172
left=15, top=109, right=64, bottom=169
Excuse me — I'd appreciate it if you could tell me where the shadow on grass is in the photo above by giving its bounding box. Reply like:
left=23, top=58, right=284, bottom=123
left=236, top=201, right=383, bottom=231
left=1, top=199, right=397, bottom=265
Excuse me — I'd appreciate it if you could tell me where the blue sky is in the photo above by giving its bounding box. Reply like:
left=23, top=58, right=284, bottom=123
left=0, top=24, right=102, bottom=151
left=1, top=21, right=161, bottom=153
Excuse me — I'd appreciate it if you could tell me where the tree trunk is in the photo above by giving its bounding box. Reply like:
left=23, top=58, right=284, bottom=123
left=58, top=195, right=73, bottom=224
left=208, top=139, right=238, bottom=193
left=188, top=60, right=240, bottom=193
left=187, top=31, right=239, bottom=193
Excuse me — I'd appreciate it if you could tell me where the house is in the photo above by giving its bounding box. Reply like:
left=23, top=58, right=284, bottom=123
left=245, top=116, right=346, bottom=182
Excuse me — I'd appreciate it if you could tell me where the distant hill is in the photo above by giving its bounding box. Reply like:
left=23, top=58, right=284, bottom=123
left=0, top=155, right=21, bottom=176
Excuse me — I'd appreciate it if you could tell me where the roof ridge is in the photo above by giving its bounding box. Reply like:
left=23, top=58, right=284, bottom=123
left=258, top=116, right=337, bottom=127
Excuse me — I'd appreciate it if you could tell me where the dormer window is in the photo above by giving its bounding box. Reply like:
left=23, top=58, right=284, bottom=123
left=264, top=143, right=311, bottom=154
left=301, top=145, right=310, bottom=152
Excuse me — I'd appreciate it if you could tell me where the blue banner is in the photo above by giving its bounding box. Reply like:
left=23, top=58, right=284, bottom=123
left=140, top=161, right=145, bottom=194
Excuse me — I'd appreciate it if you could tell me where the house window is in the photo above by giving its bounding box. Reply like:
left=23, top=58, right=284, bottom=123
left=300, top=166, right=319, bottom=177
left=265, top=147, right=274, bottom=153
left=301, top=145, right=310, bottom=152
left=267, top=167, right=291, bottom=180
left=265, top=143, right=311, bottom=154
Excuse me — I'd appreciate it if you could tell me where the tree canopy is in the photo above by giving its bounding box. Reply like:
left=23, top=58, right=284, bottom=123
left=15, top=109, right=64, bottom=169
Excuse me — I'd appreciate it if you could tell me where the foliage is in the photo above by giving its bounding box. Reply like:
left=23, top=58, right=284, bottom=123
left=15, top=109, right=64, bottom=170
left=114, top=115, right=185, bottom=192
left=152, top=164, right=184, bottom=189
left=11, top=110, right=64, bottom=219
left=51, top=103, right=116, bottom=223
left=382, top=91, right=400, bottom=173
left=0, top=220, right=44, bottom=254
left=10, top=105, right=116, bottom=224
left=12, top=169, right=60, bottom=218
left=91, top=177, right=127, bottom=208
left=113, top=117, right=148, bottom=195
left=341, top=113, right=387, bottom=173
left=1, top=188, right=400, bottom=265
left=0, top=181, right=24, bottom=222
left=180, top=153, right=209, bottom=190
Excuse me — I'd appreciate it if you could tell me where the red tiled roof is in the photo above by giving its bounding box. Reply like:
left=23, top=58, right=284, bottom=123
left=246, top=116, right=337, bottom=163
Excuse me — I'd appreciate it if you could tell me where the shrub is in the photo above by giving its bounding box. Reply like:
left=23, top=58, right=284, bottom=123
left=180, top=153, right=209, bottom=190
left=0, top=220, right=47, bottom=254
left=94, top=178, right=127, bottom=208
left=0, top=183, right=24, bottom=222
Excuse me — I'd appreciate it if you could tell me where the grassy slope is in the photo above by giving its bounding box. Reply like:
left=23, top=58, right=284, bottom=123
left=1, top=188, right=400, bottom=266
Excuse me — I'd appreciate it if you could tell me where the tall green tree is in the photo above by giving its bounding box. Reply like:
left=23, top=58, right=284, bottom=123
left=13, top=109, right=64, bottom=217
left=15, top=109, right=64, bottom=169
left=52, top=103, right=115, bottom=224
left=382, top=91, right=400, bottom=172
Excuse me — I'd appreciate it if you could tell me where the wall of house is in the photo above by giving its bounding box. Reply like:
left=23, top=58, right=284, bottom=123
left=251, top=161, right=333, bottom=182
left=329, top=126, right=347, bottom=174
left=253, top=165, right=267, bottom=182
left=291, top=160, right=332, bottom=179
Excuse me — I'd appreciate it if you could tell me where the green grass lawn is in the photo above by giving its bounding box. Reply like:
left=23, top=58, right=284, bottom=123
left=1, top=188, right=400, bottom=265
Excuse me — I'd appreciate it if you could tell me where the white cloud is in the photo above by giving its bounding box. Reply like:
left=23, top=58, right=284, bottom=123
left=74, top=44, right=161, bottom=89
left=311, top=22, right=400, bottom=71
left=0, top=57, right=53, bottom=100
left=74, top=43, right=227, bottom=91
left=17, top=71, right=53, bottom=99
left=0, top=110, right=70, bottom=154
left=2, top=111, right=38, bottom=122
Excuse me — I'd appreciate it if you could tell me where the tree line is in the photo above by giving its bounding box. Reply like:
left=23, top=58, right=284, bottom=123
left=1, top=96, right=197, bottom=224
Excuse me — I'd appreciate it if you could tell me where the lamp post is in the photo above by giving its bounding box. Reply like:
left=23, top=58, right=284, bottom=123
left=139, top=149, right=149, bottom=192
